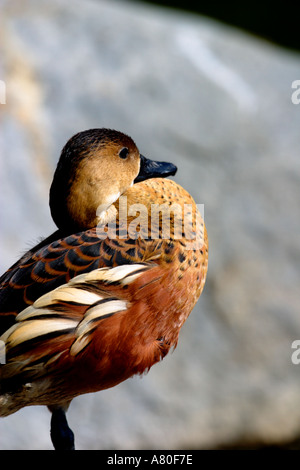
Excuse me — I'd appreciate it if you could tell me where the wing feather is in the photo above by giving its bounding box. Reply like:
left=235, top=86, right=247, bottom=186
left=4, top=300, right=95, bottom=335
left=0, top=228, right=153, bottom=335
left=1, top=263, right=152, bottom=379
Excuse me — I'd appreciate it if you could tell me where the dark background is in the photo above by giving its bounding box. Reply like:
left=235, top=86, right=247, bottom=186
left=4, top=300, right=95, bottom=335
left=133, top=0, right=299, bottom=51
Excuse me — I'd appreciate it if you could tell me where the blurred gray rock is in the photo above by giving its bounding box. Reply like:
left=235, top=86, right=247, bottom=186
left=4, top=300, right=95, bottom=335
left=1, top=0, right=300, bottom=450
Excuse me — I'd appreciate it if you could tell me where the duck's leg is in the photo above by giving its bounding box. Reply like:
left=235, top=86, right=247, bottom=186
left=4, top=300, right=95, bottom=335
left=49, top=403, right=75, bottom=450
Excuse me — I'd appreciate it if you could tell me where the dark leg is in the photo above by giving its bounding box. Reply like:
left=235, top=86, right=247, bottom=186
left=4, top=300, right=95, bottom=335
left=49, top=406, right=75, bottom=450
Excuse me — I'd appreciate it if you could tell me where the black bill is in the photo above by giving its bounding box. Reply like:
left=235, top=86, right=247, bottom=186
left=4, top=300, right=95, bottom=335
left=134, top=154, right=177, bottom=183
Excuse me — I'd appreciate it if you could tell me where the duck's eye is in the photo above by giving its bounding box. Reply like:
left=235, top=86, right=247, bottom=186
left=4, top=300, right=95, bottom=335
left=119, top=147, right=129, bottom=159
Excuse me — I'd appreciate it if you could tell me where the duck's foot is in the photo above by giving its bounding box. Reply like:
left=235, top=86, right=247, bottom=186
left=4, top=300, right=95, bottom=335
left=50, top=407, right=75, bottom=450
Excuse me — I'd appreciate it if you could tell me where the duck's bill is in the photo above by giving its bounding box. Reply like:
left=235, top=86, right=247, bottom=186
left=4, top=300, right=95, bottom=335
left=134, top=154, right=177, bottom=183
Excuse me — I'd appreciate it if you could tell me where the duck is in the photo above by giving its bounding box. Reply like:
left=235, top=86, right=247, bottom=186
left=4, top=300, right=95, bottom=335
left=0, top=128, right=208, bottom=450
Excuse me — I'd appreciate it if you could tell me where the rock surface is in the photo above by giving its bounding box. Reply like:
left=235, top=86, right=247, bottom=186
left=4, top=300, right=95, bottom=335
left=1, top=0, right=300, bottom=450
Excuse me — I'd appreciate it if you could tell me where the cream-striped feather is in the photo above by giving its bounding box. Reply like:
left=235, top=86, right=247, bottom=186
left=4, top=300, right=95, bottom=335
left=1, top=263, right=150, bottom=364
left=70, top=299, right=128, bottom=356
left=2, top=319, right=77, bottom=349
left=69, top=263, right=150, bottom=285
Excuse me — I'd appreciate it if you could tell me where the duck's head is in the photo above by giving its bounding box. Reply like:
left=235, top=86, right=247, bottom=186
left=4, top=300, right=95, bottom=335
left=50, top=128, right=177, bottom=232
